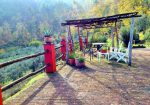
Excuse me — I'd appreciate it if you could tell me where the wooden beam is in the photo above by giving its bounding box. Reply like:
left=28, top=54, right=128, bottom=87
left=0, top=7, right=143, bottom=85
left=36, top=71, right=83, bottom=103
left=128, top=17, right=135, bottom=66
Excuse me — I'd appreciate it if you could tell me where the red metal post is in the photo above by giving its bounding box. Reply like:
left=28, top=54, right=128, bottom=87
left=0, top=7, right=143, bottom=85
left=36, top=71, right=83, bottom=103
left=69, top=43, right=73, bottom=54
left=44, top=42, right=56, bottom=73
left=60, top=38, right=66, bottom=60
left=79, top=37, right=83, bottom=51
left=0, top=85, right=3, bottom=105
left=68, top=26, right=73, bottom=54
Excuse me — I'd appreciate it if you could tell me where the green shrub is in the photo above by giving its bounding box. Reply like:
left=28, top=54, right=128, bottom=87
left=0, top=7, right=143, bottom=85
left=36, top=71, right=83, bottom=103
left=135, top=15, right=150, bottom=32
left=29, top=39, right=42, bottom=47
left=90, top=32, right=107, bottom=43
left=99, top=35, right=107, bottom=43
left=121, top=27, right=137, bottom=47
left=144, top=28, right=150, bottom=41
left=69, top=53, right=76, bottom=59
left=74, top=42, right=80, bottom=50
left=0, top=49, right=5, bottom=54
left=101, top=46, right=107, bottom=50
left=78, top=57, right=85, bottom=63
left=107, top=38, right=112, bottom=47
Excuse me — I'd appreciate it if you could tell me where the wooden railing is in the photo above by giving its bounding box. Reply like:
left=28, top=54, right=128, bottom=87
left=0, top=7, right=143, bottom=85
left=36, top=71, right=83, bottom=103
left=0, top=45, right=62, bottom=69
left=2, top=66, right=46, bottom=92
left=0, top=45, right=63, bottom=93
left=0, top=52, right=45, bottom=69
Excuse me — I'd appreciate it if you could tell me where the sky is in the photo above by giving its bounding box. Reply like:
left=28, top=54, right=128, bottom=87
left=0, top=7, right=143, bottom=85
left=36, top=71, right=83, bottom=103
left=34, top=0, right=93, bottom=6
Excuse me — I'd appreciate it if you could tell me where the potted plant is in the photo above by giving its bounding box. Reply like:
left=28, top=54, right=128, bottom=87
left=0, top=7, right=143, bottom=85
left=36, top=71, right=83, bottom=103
left=74, top=51, right=82, bottom=67
left=75, top=58, right=79, bottom=67
left=61, top=35, right=66, bottom=40
left=78, top=57, right=85, bottom=67
left=44, top=30, right=53, bottom=43
left=100, top=46, right=107, bottom=53
left=69, top=53, right=76, bottom=66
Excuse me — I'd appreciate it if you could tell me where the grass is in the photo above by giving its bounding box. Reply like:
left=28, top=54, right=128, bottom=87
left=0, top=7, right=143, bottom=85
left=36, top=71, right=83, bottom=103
left=132, top=41, right=150, bottom=48
left=4, top=73, right=45, bottom=104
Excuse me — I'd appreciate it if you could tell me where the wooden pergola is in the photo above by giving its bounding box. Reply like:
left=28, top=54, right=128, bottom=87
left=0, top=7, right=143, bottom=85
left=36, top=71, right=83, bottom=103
left=61, top=12, right=141, bottom=66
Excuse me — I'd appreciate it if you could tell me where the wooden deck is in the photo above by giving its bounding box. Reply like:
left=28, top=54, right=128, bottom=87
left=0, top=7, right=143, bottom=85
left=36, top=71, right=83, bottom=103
left=4, top=49, right=150, bottom=105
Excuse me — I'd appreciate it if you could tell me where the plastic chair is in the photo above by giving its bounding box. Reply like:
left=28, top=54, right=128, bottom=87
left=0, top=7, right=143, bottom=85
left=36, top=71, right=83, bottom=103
left=117, top=42, right=130, bottom=63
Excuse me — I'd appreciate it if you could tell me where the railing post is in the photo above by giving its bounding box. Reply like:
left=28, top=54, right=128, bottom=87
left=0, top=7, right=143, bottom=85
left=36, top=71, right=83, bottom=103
left=44, top=36, right=56, bottom=73
left=0, top=85, right=3, bottom=105
left=60, top=37, right=66, bottom=61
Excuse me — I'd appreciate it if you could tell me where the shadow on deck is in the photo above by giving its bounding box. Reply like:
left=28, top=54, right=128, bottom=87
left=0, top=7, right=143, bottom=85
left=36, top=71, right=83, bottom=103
left=5, top=49, right=150, bottom=105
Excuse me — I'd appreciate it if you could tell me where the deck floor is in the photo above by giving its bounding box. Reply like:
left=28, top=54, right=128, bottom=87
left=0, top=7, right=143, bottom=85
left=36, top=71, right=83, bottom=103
left=5, top=49, right=150, bottom=105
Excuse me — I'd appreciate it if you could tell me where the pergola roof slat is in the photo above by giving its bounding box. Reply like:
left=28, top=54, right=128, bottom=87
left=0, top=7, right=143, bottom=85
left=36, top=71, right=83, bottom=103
left=61, top=12, right=141, bottom=28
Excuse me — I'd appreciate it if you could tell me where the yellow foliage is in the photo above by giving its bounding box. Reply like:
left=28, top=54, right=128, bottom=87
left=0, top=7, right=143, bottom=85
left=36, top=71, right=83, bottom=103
left=0, top=49, right=5, bottom=54
left=139, top=32, right=145, bottom=40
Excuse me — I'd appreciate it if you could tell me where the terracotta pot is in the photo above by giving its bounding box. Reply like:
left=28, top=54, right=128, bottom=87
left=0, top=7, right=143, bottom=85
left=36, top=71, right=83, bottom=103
left=75, top=58, right=85, bottom=68
left=69, top=58, right=75, bottom=66
left=101, top=50, right=107, bottom=53
left=61, top=36, right=66, bottom=40
left=79, top=62, right=85, bottom=67
left=44, top=36, right=53, bottom=43
left=75, top=58, right=79, bottom=67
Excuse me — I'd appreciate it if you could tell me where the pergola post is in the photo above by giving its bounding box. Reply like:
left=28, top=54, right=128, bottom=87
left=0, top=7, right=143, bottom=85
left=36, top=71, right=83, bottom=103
left=66, top=26, right=70, bottom=64
left=111, top=27, right=115, bottom=48
left=128, top=17, right=135, bottom=66
left=78, top=27, right=83, bottom=51
left=60, top=37, right=66, bottom=61
left=68, top=26, right=73, bottom=54
left=115, top=22, right=119, bottom=49
left=85, top=30, right=89, bottom=47
left=78, top=26, right=80, bottom=47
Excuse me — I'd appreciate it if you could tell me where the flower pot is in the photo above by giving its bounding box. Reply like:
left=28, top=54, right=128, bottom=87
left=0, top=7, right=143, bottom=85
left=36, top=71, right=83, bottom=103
left=101, top=50, right=107, bottom=53
left=79, top=62, right=85, bottom=67
left=75, top=58, right=79, bottom=67
left=69, top=58, right=75, bottom=66
left=61, top=36, right=66, bottom=40
left=44, top=36, right=53, bottom=43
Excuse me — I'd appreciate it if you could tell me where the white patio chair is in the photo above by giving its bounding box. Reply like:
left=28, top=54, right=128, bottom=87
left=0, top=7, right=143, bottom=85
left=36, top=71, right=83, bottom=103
left=97, top=46, right=110, bottom=62
left=109, top=42, right=124, bottom=60
left=117, top=42, right=130, bottom=63
left=97, top=51, right=101, bottom=62
left=109, top=47, right=119, bottom=60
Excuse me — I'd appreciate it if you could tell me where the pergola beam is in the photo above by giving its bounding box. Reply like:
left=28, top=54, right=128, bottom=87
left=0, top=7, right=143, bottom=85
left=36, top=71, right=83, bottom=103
left=61, top=12, right=141, bottom=26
